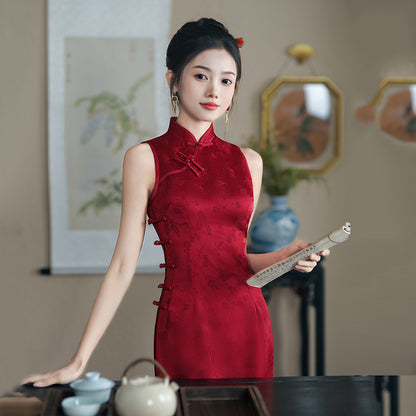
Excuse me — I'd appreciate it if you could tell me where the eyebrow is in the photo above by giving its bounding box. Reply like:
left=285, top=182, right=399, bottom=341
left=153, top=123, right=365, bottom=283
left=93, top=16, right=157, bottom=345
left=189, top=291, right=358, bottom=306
left=193, top=65, right=236, bottom=77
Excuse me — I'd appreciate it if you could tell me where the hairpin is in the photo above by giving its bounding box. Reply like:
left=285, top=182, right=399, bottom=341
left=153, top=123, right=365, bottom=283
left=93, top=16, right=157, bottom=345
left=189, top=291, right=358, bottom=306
left=236, top=37, right=244, bottom=48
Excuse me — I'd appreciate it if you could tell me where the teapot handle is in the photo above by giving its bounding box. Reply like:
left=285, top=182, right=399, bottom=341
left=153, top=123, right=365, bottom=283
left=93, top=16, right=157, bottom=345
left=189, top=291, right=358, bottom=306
left=121, top=357, right=171, bottom=382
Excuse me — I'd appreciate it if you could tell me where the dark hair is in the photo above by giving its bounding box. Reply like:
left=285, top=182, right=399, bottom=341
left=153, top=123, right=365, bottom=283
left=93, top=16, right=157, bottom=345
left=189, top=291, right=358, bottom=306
left=166, top=18, right=242, bottom=91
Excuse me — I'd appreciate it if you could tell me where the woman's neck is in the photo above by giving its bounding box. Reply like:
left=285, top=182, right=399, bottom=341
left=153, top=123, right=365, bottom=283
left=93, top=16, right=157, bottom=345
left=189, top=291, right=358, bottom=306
left=176, top=114, right=211, bottom=142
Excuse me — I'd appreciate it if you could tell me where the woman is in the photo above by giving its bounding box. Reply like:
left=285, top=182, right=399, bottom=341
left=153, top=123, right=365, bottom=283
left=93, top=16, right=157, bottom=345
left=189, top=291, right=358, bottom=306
left=24, top=18, right=328, bottom=385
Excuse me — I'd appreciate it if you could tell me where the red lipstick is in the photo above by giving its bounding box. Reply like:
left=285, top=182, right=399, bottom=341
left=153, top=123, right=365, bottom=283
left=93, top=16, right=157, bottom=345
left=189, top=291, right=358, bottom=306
left=200, top=102, right=219, bottom=110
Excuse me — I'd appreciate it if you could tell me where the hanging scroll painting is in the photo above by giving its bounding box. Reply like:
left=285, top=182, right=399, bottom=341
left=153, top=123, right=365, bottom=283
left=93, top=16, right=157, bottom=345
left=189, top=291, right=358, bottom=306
left=48, top=0, right=171, bottom=273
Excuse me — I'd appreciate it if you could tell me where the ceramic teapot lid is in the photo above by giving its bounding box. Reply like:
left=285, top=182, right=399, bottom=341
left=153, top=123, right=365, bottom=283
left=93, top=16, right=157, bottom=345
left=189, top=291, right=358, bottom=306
left=70, top=372, right=114, bottom=391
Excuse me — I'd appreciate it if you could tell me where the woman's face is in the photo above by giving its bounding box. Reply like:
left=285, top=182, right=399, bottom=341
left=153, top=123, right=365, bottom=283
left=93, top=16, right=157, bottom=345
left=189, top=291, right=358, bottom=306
left=172, top=48, right=237, bottom=126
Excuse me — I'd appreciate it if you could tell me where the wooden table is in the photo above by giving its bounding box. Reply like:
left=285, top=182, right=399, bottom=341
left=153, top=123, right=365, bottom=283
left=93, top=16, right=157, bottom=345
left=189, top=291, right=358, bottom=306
left=4, top=375, right=396, bottom=416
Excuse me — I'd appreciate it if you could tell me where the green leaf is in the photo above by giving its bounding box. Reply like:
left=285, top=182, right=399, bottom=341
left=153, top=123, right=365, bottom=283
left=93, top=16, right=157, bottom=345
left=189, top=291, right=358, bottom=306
left=248, top=136, right=323, bottom=196
left=78, top=171, right=123, bottom=215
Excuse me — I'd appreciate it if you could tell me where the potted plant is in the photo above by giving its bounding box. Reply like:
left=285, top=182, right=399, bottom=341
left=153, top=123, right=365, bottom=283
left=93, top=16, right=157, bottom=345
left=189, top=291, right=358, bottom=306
left=250, top=138, right=311, bottom=196
left=248, top=138, right=316, bottom=253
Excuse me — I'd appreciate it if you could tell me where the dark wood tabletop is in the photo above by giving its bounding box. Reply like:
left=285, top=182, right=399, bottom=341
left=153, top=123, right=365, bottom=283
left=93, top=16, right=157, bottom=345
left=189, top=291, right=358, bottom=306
left=2, top=375, right=392, bottom=416
left=179, top=376, right=385, bottom=415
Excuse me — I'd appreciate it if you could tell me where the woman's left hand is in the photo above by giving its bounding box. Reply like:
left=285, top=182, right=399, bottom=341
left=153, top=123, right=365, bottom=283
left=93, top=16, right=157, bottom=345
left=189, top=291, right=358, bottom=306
left=294, top=241, right=330, bottom=273
left=286, top=240, right=330, bottom=273
left=247, top=240, right=330, bottom=275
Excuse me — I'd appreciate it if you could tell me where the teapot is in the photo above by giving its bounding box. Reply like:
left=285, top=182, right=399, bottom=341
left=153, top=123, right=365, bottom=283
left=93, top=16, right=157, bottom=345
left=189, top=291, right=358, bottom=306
left=114, top=357, right=178, bottom=416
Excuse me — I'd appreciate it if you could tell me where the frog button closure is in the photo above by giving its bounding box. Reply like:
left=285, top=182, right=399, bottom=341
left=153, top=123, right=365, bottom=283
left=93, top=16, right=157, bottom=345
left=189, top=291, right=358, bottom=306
left=154, top=240, right=173, bottom=246
left=147, top=216, right=167, bottom=225
left=152, top=300, right=167, bottom=310
left=174, top=151, right=205, bottom=176
left=159, top=263, right=175, bottom=270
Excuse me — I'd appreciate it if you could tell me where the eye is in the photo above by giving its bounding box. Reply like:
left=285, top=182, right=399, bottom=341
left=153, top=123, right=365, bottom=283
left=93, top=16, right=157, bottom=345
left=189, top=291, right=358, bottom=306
left=195, top=73, right=207, bottom=80
left=222, top=79, right=233, bottom=86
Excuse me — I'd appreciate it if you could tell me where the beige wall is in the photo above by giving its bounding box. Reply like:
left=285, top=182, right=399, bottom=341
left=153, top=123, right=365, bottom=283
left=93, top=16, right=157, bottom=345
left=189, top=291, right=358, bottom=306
left=1, top=0, right=416, bottom=395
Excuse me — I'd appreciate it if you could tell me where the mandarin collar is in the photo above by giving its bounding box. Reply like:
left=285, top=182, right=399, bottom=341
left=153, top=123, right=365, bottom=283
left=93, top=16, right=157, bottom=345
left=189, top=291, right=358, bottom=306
left=168, top=118, right=216, bottom=146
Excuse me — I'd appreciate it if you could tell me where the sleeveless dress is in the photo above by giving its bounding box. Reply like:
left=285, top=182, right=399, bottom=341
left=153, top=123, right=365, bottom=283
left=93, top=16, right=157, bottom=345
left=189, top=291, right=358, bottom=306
left=146, top=118, right=273, bottom=379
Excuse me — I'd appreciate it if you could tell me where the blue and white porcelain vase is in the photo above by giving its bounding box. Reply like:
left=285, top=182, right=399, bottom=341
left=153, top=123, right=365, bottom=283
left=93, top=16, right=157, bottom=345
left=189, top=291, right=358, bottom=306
left=250, top=195, right=299, bottom=253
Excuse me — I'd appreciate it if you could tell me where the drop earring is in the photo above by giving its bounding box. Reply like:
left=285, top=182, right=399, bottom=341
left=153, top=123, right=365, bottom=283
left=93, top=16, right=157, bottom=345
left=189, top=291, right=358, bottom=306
left=225, top=106, right=231, bottom=124
left=225, top=106, right=231, bottom=139
left=171, top=92, right=179, bottom=114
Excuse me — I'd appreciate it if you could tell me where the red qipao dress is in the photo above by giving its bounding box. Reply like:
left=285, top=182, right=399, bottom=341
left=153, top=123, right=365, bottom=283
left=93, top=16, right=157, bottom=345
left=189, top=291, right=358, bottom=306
left=145, top=118, right=273, bottom=379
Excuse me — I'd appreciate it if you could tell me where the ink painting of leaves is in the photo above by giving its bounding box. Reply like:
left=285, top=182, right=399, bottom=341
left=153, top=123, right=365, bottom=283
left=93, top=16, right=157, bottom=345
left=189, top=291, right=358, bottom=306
left=78, top=169, right=122, bottom=216
left=76, top=74, right=153, bottom=218
left=65, top=37, right=156, bottom=230
left=75, top=73, right=154, bottom=153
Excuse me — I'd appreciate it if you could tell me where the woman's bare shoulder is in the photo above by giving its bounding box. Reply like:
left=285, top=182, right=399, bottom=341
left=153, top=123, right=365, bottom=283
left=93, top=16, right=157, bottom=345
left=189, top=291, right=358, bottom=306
left=240, top=147, right=263, bottom=172
left=121, top=143, right=156, bottom=186
left=124, top=142, right=154, bottom=167
left=125, top=142, right=153, bottom=160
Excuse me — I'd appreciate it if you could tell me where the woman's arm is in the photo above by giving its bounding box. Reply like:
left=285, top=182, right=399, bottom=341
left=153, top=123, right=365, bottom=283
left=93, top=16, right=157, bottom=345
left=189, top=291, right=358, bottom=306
left=241, top=147, right=329, bottom=275
left=23, top=143, right=155, bottom=387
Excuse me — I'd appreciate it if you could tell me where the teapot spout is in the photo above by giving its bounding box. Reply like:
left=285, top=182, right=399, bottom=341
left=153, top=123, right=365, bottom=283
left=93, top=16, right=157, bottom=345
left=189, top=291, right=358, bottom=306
left=170, top=381, right=179, bottom=392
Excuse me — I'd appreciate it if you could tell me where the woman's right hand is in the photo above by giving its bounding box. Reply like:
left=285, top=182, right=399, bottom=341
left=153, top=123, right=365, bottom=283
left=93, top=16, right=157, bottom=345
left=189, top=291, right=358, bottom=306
left=22, top=359, right=85, bottom=387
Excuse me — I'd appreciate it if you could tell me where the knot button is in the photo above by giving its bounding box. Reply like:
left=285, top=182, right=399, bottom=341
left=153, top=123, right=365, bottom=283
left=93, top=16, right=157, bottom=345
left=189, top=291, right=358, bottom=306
left=152, top=300, right=167, bottom=310
left=158, top=283, right=173, bottom=290
left=159, top=263, right=176, bottom=269
left=154, top=240, right=173, bottom=246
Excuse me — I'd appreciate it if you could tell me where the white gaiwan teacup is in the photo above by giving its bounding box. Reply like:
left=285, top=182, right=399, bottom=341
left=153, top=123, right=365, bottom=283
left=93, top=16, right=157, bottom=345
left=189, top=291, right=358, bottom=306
left=70, top=371, right=115, bottom=403
left=115, top=358, right=178, bottom=416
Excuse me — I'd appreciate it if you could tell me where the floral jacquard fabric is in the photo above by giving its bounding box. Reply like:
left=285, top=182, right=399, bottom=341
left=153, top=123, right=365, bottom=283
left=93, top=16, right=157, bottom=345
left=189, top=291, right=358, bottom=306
left=145, top=118, right=273, bottom=379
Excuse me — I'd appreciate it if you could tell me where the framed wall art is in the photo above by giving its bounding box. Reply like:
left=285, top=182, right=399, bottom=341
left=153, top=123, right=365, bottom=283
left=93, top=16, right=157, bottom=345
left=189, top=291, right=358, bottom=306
left=261, top=76, right=344, bottom=175
left=355, top=77, right=416, bottom=143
